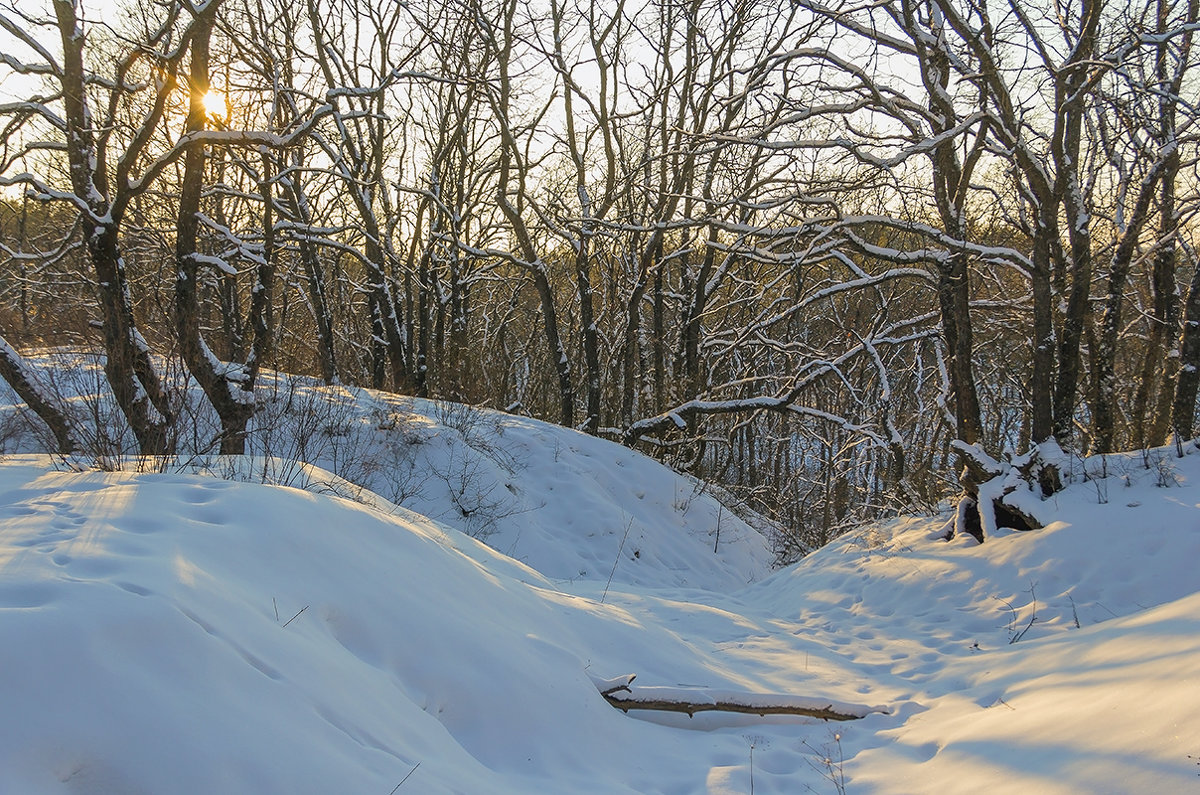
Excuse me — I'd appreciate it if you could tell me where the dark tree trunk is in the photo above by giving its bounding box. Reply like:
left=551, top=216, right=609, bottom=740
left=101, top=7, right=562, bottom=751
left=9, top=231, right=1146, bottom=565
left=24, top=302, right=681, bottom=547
left=0, top=336, right=78, bottom=454
left=54, top=0, right=174, bottom=455
left=1135, top=225, right=1178, bottom=448
left=1172, top=258, right=1200, bottom=440
left=1092, top=263, right=1130, bottom=453
left=1145, top=0, right=1194, bottom=446
left=94, top=227, right=176, bottom=455
left=531, top=263, right=574, bottom=427
left=936, top=253, right=983, bottom=447
left=363, top=226, right=410, bottom=392
left=576, top=241, right=602, bottom=434
left=174, top=0, right=256, bottom=456
left=652, top=254, right=666, bottom=412
left=368, top=294, right=387, bottom=391
left=1030, top=239, right=1056, bottom=445
left=621, top=233, right=665, bottom=427
left=247, top=153, right=275, bottom=386
left=416, top=250, right=432, bottom=398
left=1052, top=223, right=1092, bottom=445
left=680, top=229, right=716, bottom=401
left=1093, top=158, right=1170, bottom=452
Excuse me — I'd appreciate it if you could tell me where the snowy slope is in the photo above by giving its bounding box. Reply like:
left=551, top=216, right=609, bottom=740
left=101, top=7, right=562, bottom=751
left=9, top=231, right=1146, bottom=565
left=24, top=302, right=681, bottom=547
left=2, top=365, right=1200, bottom=793
left=734, top=445, right=1200, bottom=793
left=0, top=463, right=634, bottom=794
left=0, top=359, right=776, bottom=591
left=316, top=390, right=775, bottom=591
left=0, top=458, right=860, bottom=795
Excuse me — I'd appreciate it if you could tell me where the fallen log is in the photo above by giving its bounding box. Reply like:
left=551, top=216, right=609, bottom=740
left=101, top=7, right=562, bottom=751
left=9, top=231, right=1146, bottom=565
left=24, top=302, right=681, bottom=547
left=591, top=673, right=886, bottom=722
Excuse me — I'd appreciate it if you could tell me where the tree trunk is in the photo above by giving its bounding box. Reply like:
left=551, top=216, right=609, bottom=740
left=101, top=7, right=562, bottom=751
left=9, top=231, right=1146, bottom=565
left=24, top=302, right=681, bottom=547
left=0, top=336, right=78, bottom=454
left=363, top=225, right=411, bottom=392
left=1172, top=256, right=1200, bottom=439
left=1144, top=0, right=1193, bottom=446
left=54, top=0, right=174, bottom=455
left=1052, top=223, right=1093, bottom=446
left=937, top=253, right=983, bottom=447
left=531, top=262, right=574, bottom=427
left=1135, top=224, right=1178, bottom=448
left=576, top=240, right=602, bottom=434
left=282, top=167, right=338, bottom=384
left=416, top=248, right=432, bottom=397
left=680, top=229, right=715, bottom=401
left=1093, top=157, right=1171, bottom=452
left=621, top=234, right=664, bottom=426
left=93, top=228, right=176, bottom=455
left=1092, top=264, right=1129, bottom=453
left=246, top=152, right=275, bottom=386
left=368, top=294, right=387, bottom=390
left=173, top=0, right=255, bottom=455
left=1030, top=243, right=1056, bottom=445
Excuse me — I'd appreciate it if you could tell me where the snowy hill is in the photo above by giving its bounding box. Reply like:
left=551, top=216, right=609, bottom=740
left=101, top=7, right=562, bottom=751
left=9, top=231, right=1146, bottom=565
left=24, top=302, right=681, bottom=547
left=2, top=367, right=1200, bottom=793
left=0, top=359, right=776, bottom=592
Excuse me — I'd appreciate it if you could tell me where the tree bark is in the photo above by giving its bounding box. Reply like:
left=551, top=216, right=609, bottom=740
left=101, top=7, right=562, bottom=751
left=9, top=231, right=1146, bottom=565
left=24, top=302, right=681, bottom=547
left=0, top=337, right=78, bottom=454
left=173, top=0, right=258, bottom=455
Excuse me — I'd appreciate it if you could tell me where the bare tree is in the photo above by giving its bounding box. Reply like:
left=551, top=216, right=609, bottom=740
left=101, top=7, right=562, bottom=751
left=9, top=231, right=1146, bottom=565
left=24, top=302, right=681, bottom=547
left=171, top=0, right=262, bottom=454
left=0, top=0, right=191, bottom=453
left=304, top=0, right=418, bottom=391
left=1174, top=240, right=1200, bottom=439
left=460, top=0, right=577, bottom=426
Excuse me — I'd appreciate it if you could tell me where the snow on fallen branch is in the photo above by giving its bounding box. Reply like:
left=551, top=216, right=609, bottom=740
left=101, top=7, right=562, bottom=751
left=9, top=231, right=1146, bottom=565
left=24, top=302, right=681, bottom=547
left=591, top=673, right=886, bottom=722
left=623, top=395, right=883, bottom=448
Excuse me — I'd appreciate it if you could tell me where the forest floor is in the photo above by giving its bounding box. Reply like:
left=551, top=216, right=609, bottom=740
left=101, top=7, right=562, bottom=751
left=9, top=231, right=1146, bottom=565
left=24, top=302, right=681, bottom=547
left=1, top=360, right=1198, bottom=793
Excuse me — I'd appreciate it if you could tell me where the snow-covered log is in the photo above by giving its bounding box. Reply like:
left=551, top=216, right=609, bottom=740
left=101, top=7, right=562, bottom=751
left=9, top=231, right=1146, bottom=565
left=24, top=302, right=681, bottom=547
left=948, top=440, right=1061, bottom=541
left=593, top=674, right=885, bottom=721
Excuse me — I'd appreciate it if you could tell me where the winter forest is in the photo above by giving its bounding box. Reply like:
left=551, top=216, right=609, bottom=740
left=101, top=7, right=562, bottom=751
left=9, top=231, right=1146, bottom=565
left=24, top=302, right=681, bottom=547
left=4, top=1, right=1200, bottom=792
left=1, top=0, right=1198, bottom=552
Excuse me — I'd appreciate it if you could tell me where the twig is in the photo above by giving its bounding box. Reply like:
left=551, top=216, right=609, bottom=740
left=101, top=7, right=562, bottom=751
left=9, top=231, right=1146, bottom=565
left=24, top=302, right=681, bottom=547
left=389, top=762, right=420, bottom=793
left=601, top=517, right=633, bottom=604
left=603, top=692, right=876, bottom=721
left=749, top=741, right=755, bottom=795
left=1011, top=583, right=1038, bottom=644
left=802, top=731, right=847, bottom=794
left=282, top=605, right=309, bottom=628
left=714, top=504, right=722, bottom=553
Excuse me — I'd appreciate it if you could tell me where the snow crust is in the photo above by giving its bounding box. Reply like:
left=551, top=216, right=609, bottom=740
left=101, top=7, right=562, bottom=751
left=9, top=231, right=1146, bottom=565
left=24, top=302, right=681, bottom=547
left=2, top=367, right=1200, bottom=793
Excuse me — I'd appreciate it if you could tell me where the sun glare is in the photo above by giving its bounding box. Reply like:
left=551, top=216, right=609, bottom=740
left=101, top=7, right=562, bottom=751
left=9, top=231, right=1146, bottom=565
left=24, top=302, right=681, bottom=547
left=202, top=91, right=227, bottom=119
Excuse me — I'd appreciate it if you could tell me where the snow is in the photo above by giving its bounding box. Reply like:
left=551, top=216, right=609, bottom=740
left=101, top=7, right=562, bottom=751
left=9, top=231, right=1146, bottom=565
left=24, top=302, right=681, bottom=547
left=187, top=252, right=239, bottom=276
left=2, top=363, right=1200, bottom=793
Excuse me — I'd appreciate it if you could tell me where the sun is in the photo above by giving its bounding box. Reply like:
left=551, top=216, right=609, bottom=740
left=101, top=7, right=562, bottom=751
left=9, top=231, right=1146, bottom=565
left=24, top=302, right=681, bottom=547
left=201, top=91, right=228, bottom=119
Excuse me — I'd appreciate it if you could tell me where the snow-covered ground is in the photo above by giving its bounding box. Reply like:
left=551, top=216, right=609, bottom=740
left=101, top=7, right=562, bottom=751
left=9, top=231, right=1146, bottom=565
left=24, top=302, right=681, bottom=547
left=1, top=362, right=1199, bottom=793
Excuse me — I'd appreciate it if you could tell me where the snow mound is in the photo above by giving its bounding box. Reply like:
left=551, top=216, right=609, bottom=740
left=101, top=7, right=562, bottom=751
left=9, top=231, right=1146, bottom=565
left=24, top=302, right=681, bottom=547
left=313, top=391, right=775, bottom=591
left=0, top=361, right=775, bottom=591
left=0, top=462, right=770, bottom=794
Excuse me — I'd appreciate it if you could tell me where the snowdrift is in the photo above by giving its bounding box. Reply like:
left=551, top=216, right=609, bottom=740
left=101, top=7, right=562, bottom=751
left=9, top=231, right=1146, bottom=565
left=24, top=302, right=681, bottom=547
left=0, top=460, right=798, bottom=794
